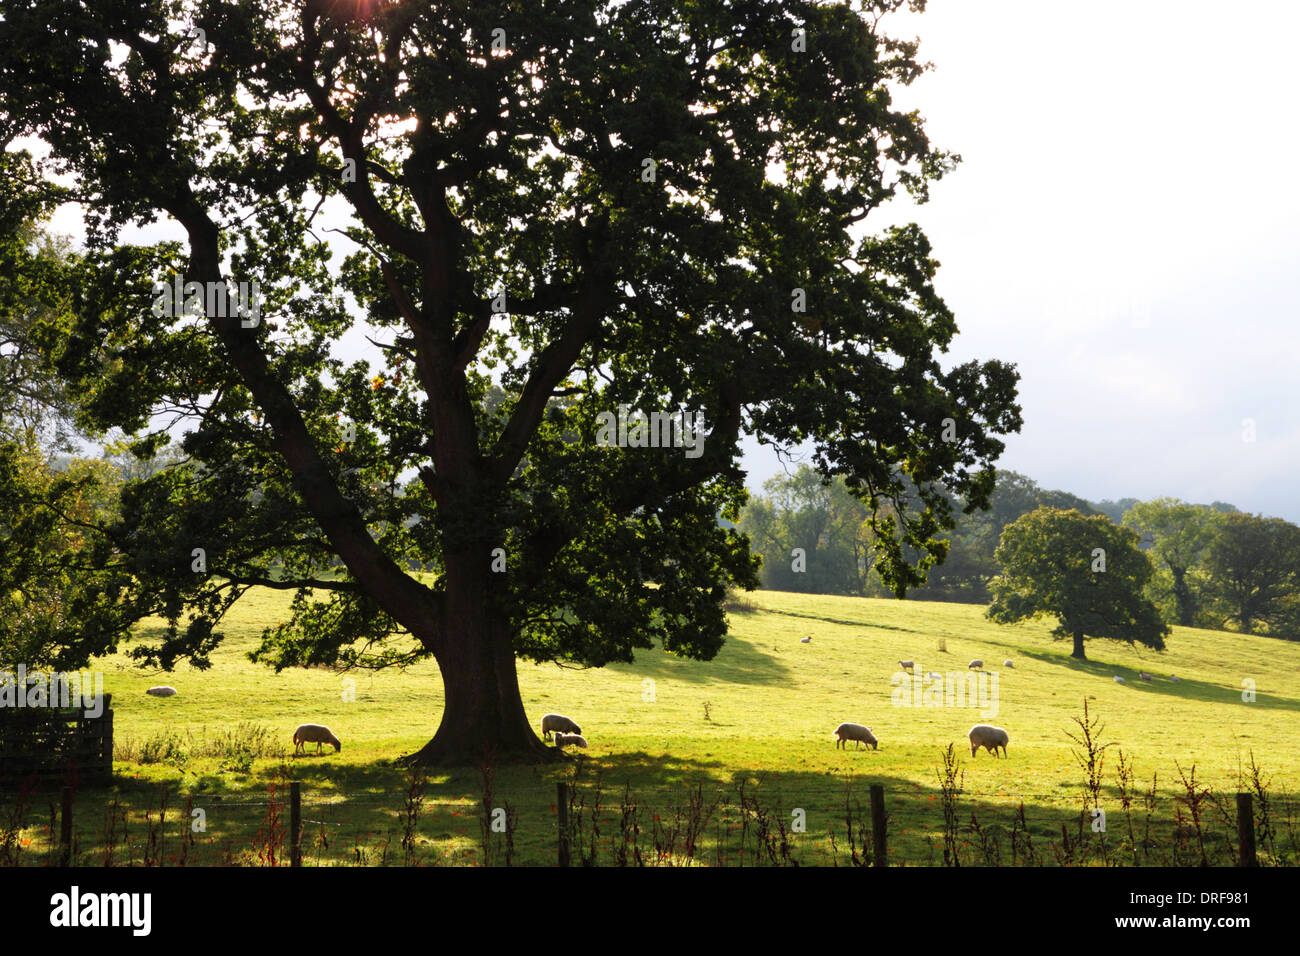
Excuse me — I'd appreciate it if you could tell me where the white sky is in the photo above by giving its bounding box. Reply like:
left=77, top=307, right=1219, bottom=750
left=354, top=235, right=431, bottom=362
left=743, top=0, right=1300, bottom=521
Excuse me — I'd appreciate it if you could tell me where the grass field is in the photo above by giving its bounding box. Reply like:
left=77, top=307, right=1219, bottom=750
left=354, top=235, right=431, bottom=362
left=5, top=587, right=1299, bottom=866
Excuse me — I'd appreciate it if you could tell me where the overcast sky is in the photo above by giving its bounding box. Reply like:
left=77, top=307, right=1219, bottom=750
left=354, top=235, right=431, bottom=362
left=743, top=0, right=1300, bottom=521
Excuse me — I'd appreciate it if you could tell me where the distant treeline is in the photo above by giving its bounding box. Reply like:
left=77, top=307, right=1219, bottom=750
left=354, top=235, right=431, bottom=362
left=736, top=466, right=1300, bottom=641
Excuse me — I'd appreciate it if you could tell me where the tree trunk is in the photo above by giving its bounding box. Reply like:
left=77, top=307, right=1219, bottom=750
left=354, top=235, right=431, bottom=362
left=405, top=559, right=560, bottom=767
left=1071, top=631, right=1086, bottom=660
left=1171, top=566, right=1194, bottom=627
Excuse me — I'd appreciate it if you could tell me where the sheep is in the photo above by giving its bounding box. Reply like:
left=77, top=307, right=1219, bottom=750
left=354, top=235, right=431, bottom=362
left=898, top=659, right=914, bottom=672
left=1170, top=674, right=1182, bottom=683
left=1003, top=659, right=1014, bottom=668
left=968, top=723, right=1009, bottom=758
left=926, top=670, right=943, bottom=680
left=540, top=713, right=581, bottom=740
left=1138, top=671, right=1153, bottom=682
left=832, top=722, right=878, bottom=750
left=800, top=636, right=812, bottom=643
left=968, top=659, right=984, bottom=670
left=293, top=723, right=341, bottom=755
left=145, top=686, right=178, bottom=697
left=1114, top=675, right=1125, bottom=683
left=553, top=732, right=587, bottom=749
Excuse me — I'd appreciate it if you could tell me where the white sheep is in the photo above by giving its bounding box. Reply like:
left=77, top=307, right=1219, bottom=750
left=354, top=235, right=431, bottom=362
left=293, top=723, right=341, bottom=755
left=145, top=686, right=178, bottom=697
left=800, top=636, right=812, bottom=643
left=1138, top=671, right=1153, bottom=682
left=1003, top=659, right=1014, bottom=668
left=832, top=722, right=878, bottom=750
left=553, top=732, right=587, bottom=749
left=968, top=659, right=984, bottom=670
left=968, top=723, right=1009, bottom=757
left=926, top=670, right=943, bottom=680
left=540, top=713, right=581, bottom=740
left=1114, top=675, right=1125, bottom=683
left=1170, top=674, right=1182, bottom=682
left=898, top=659, right=914, bottom=671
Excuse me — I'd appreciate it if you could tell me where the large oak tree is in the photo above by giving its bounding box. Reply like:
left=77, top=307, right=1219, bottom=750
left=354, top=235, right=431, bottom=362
left=988, top=507, right=1168, bottom=660
left=1, top=0, right=1021, bottom=763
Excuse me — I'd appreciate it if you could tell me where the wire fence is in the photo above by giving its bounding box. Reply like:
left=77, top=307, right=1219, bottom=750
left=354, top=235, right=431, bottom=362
left=2, top=771, right=1297, bottom=867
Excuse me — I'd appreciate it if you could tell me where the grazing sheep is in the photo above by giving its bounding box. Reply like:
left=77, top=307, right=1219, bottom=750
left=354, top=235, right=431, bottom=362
left=968, top=659, right=984, bottom=670
left=968, top=723, right=1009, bottom=758
left=832, top=722, right=878, bottom=750
left=1170, top=674, right=1182, bottom=682
left=145, top=686, right=178, bottom=697
left=540, top=713, right=581, bottom=740
left=800, top=636, right=812, bottom=643
left=293, top=723, right=341, bottom=755
left=1114, top=675, right=1125, bottom=684
left=1003, top=659, right=1014, bottom=668
left=553, top=733, right=587, bottom=749
left=926, top=670, right=943, bottom=680
left=898, top=659, right=914, bottom=672
left=1138, top=671, right=1153, bottom=682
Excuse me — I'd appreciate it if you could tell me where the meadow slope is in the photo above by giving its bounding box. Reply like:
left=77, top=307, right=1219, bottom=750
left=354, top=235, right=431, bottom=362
left=17, top=588, right=1300, bottom=865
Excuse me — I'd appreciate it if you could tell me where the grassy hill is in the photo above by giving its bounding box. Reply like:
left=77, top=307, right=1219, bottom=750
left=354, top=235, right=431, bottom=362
left=9, top=588, right=1298, bottom=865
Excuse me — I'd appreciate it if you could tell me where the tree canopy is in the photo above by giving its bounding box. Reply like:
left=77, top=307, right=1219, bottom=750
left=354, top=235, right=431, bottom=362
left=987, top=507, right=1168, bottom=659
left=1206, top=512, right=1300, bottom=639
left=1122, top=497, right=1221, bottom=628
left=1, top=0, right=1021, bottom=762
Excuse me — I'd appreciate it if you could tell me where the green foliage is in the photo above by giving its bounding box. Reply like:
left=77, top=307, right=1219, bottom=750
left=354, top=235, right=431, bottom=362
left=0, top=151, right=84, bottom=451
left=737, top=468, right=1098, bottom=603
left=1205, top=513, right=1300, bottom=639
left=1122, top=498, right=1222, bottom=627
left=987, top=507, right=1169, bottom=657
left=736, top=465, right=878, bottom=595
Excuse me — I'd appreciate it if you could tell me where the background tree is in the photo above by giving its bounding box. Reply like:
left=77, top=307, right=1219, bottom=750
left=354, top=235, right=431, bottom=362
left=1205, top=513, right=1300, bottom=639
left=0, top=151, right=84, bottom=451
left=734, top=467, right=1109, bottom=603
left=910, top=470, right=1096, bottom=602
left=0, top=151, right=132, bottom=669
left=1, top=0, right=1021, bottom=763
left=736, top=465, right=875, bottom=595
left=1122, top=497, right=1221, bottom=627
left=987, top=507, right=1169, bottom=659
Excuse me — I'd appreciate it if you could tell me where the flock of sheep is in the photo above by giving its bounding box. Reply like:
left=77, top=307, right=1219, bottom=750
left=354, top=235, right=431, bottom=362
left=140, top=636, right=1185, bottom=762
left=829, top=643, right=1182, bottom=760
left=836, top=657, right=1015, bottom=758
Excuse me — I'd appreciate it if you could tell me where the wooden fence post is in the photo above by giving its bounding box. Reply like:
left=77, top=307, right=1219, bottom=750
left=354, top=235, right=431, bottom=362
left=1237, top=792, right=1256, bottom=867
left=870, top=784, right=887, bottom=867
left=60, top=786, right=74, bottom=866
left=290, top=781, right=302, bottom=867
left=556, top=782, right=570, bottom=867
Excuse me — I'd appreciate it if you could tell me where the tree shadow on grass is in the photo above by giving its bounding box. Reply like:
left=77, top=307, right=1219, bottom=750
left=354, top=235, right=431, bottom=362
left=1019, top=649, right=1300, bottom=712
left=30, top=742, right=1289, bottom=866
left=752, top=606, right=918, bottom=634
left=603, top=633, right=793, bottom=687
